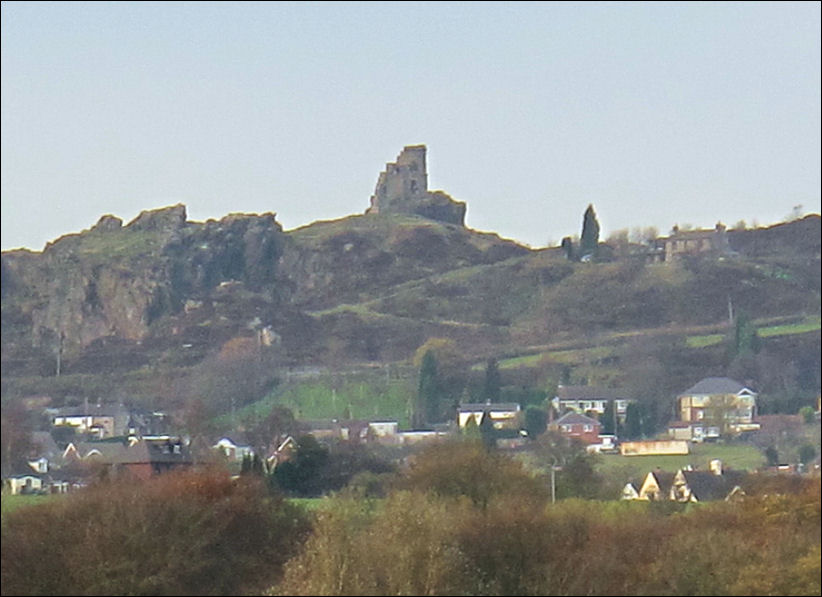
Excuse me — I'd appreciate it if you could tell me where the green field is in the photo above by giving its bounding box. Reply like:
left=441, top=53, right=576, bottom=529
left=1, top=493, right=58, bottom=522
left=595, top=442, right=765, bottom=485
left=686, top=315, right=821, bottom=348
left=757, top=315, right=821, bottom=337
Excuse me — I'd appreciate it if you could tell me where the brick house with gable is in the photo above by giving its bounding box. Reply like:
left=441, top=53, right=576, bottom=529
left=548, top=411, right=602, bottom=444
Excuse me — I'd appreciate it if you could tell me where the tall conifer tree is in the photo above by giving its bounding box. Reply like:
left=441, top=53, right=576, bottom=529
left=580, top=204, right=600, bottom=258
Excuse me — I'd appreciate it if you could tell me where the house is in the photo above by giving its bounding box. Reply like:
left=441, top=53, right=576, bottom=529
left=548, top=411, right=602, bottom=444
left=660, top=222, right=732, bottom=262
left=667, top=420, right=720, bottom=443
left=677, top=377, right=759, bottom=436
left=626, top=460, right=749, bottom=503
left=396, top=430, right=450, bottom=444
left=112, top=438, right=192, bottom=481
left=367, top=420, right=399, bottom=439
left=671, top=465, right=747, bottom=503
left=50, top=403, right=131, bottom=439
left=213, top=436, right=255, bottom=461
left=63, top=438, right=191, bottom=481
left=63, top=440, right=129, bottom=463
left=4, top=473, right=44, bottom=495
left=586, top=434, right=618, bottom=454
left=621, top=482, right=640, bottom=500
left=126, top=409, right=169, bottom=437
left=552, top=385, right=634, bottom=421
left=457, top=402, right=521, bottom=430
left=637, top=470, right=676, bottom=501
left=266, top=436, right=297, bottom=471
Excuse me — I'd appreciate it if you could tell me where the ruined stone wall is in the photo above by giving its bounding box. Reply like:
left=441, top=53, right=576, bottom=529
left=369, top=145, right=428, bottom=214
left=367, top=145, right=466, bottom=226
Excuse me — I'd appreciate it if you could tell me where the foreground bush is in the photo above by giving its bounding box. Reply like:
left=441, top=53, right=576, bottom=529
left=272, top=459, right=821, bottom=596
left=1, top=468, right=311, bottom=596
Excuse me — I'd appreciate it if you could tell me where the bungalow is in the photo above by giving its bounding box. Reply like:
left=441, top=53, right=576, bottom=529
left=3, top=473, right=44, bottom=495
left=548, top=412, right=602, bottom=445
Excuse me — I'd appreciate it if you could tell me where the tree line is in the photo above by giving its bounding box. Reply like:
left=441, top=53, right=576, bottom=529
left=2, top=439, right=819, bottom=596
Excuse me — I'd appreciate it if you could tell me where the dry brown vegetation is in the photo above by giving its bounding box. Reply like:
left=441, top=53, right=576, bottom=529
left=273, top=441, right=820, bottom=596
left=1, top=468, right=311, bottom=596
left=2, top=442, right=820, bottom=596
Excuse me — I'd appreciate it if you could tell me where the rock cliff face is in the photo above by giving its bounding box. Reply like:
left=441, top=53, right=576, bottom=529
left=1, top=205, right=288, bottom=359
left=366, top=145, right=466, bottom=226
left=1, top=195, right=529, bottom=375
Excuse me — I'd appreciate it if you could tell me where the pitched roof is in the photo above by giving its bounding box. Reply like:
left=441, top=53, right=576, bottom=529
left=111, top=440, right=192, bottom=465
left=73, top=441, right=129, bottom=460
left=679, top=470, right=748, bottom=501
left=648, top=470, right=676, bottom=489
left=556, top=385, right=630, bottom=400
left=554, top=411, right=601, bottom=426
left=679, top=377, right=753, bottom=396
left=52, top=403, right=130, bottom=418
left=458, top=403, right=521, bottom=412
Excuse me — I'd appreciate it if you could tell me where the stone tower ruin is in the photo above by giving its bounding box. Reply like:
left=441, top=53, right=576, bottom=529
left=367, top=145, right=466, bottom=226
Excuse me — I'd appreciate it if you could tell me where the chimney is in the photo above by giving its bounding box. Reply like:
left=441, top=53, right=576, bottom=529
left=710, top=459, right=723, bottom=476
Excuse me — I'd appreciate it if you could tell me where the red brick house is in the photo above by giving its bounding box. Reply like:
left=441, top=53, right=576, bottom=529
left=549, top=412, right=602, bottom=444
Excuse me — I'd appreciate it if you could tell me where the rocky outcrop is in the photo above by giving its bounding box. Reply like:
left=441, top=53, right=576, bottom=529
left=2, top=206, right=289, bottom=357
left=366, top=145, right=466, bottom=226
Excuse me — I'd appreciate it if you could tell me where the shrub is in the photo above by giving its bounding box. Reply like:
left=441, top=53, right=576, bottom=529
left=1, top=468, right=311, bottom=596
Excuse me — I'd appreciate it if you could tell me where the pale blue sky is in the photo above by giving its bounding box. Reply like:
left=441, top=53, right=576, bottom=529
left=2, top=1, right=820, bottom=251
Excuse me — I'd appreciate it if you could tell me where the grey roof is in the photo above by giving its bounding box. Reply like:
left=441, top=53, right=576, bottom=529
left=649, top=471, right=676, bottom=490
left=680, top=470, right=748, bottom=501
left=553, top=411, right=601, bottom=426
left=459, top=403, right=521, bottom=412
left=52, top=403, right=130, bottom=418
left=556, top=385, right=630, bottom=400
left=73, top=442, right=129, bottom=460
left=113, top=440, right=192, bottom=465
left=679, top=377, right=754, bottom=397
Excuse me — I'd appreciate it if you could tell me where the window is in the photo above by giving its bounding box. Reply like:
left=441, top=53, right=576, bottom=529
left=583, top=424, right=593, bottom=432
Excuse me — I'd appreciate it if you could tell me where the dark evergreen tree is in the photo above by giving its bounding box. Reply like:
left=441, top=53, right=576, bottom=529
left=417, top=350, right=441, bottom=425
left=479, top=410, right=497, bottom=450
left=482, top=357, right=501, bottom=403
left=729, top=311, right=761, bottom=359
left=765, top=445, right=779, bottom=467
left=251, top=453, right=264, bottom=476
left=580, top=204, right=600, bottom=258
left=624, top=402, right=643, bottom=439
left=523, top=406, right=548, bottom=440
left=601, top=400, right=616, bottom=435
left=271, top=434, right=330, bottom=497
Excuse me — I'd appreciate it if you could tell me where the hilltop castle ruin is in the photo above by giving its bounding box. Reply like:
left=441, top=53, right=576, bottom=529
left=367, top=145, right=466, bottom=226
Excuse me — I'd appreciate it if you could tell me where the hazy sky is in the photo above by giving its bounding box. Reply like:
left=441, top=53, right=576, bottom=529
left=2, top=1, right=820, bottom=251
